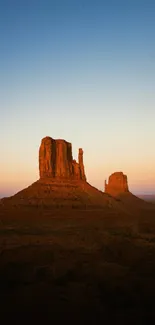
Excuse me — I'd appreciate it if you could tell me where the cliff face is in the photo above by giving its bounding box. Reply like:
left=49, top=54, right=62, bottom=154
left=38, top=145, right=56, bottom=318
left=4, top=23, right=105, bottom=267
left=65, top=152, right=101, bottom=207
left=105, top=172, right=129, bottom=196
left=39, top=137, right=86, bottom=181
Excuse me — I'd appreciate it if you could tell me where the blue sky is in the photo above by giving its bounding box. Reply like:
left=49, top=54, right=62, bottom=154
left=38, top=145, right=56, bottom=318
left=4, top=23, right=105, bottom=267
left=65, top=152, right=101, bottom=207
left=0, top=0, right=155, bottom=197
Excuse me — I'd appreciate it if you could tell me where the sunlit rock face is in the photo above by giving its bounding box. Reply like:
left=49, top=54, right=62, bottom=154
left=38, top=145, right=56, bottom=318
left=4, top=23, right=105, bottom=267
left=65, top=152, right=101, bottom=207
left=39, top=137, right=86, bottom=181
left=105, top=172, right=129, bottom=196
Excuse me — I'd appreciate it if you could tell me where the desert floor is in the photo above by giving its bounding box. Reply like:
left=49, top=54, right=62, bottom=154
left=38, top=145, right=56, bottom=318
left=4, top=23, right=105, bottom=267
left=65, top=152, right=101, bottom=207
left=0, top=206, right=155, bottom=323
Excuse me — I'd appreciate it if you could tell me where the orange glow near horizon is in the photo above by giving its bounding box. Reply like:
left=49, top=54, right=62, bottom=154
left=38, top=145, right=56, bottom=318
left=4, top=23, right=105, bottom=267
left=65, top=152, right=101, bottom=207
left=0, top=161, right=155, bottom=198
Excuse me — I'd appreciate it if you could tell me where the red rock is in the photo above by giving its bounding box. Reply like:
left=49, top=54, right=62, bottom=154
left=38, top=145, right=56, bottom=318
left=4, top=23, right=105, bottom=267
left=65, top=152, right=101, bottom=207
left=72, top=159, right=81, bottom=179
left=39, top=137, right=86, bottom=181
left=105, top=172, right=129, bottom=196
left=39, top=137, right=55, bottom=178
left=1, top=138, right=149, bottom=211
left=78, top=148, right=86, bottom=181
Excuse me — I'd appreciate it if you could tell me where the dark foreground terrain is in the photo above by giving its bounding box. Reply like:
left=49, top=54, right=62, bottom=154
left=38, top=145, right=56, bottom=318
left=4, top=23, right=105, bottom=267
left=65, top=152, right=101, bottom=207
left=0, top=206, right=155, bottom=324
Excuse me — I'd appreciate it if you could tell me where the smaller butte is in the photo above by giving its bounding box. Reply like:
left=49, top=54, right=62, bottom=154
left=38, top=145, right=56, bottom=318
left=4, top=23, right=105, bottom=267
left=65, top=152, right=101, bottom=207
left=105, top=172, right=129, bottom=197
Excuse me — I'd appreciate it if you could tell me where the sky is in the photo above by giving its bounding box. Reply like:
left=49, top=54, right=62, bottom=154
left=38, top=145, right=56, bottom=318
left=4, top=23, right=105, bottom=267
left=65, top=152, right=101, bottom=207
left=0, top=0, right=155, bottom=197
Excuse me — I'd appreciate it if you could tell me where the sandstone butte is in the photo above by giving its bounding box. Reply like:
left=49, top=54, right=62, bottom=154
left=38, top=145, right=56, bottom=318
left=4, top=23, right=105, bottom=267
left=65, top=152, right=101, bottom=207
left=104, top=171, right=150, bottom=210
left=105, top=172, right=129, bottom=197
left=0, top=136, right=149, bottom=211
left=39, top=137, right=86, bottom=181
left=0, top=136, right=118, bottom=209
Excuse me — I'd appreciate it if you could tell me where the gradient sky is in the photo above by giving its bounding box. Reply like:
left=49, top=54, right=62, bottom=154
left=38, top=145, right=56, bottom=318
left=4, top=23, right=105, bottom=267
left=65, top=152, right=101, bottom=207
left=0, top=0, right=155, bottom=197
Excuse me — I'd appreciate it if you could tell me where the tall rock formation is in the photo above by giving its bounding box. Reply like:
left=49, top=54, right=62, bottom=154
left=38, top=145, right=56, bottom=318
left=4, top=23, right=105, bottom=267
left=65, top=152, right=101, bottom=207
left=105, top=172, right=129, bottom=197
left=78, top=148, right=86, bottom=181
left=39, top=136, right=86, bottom=181
left=2, top=137, right=149, bottom=210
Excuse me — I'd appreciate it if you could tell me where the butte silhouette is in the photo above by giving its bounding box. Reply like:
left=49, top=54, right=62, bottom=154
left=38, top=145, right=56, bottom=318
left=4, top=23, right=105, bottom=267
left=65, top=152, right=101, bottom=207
left=1, top=136, right=148, bottom=211
left=1, top=137, right=117, bottom=208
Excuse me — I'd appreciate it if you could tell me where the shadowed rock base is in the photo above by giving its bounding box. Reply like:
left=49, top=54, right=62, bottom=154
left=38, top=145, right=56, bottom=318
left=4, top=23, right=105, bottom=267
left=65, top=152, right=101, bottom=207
left=1, top=178, right=121, bottom=209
